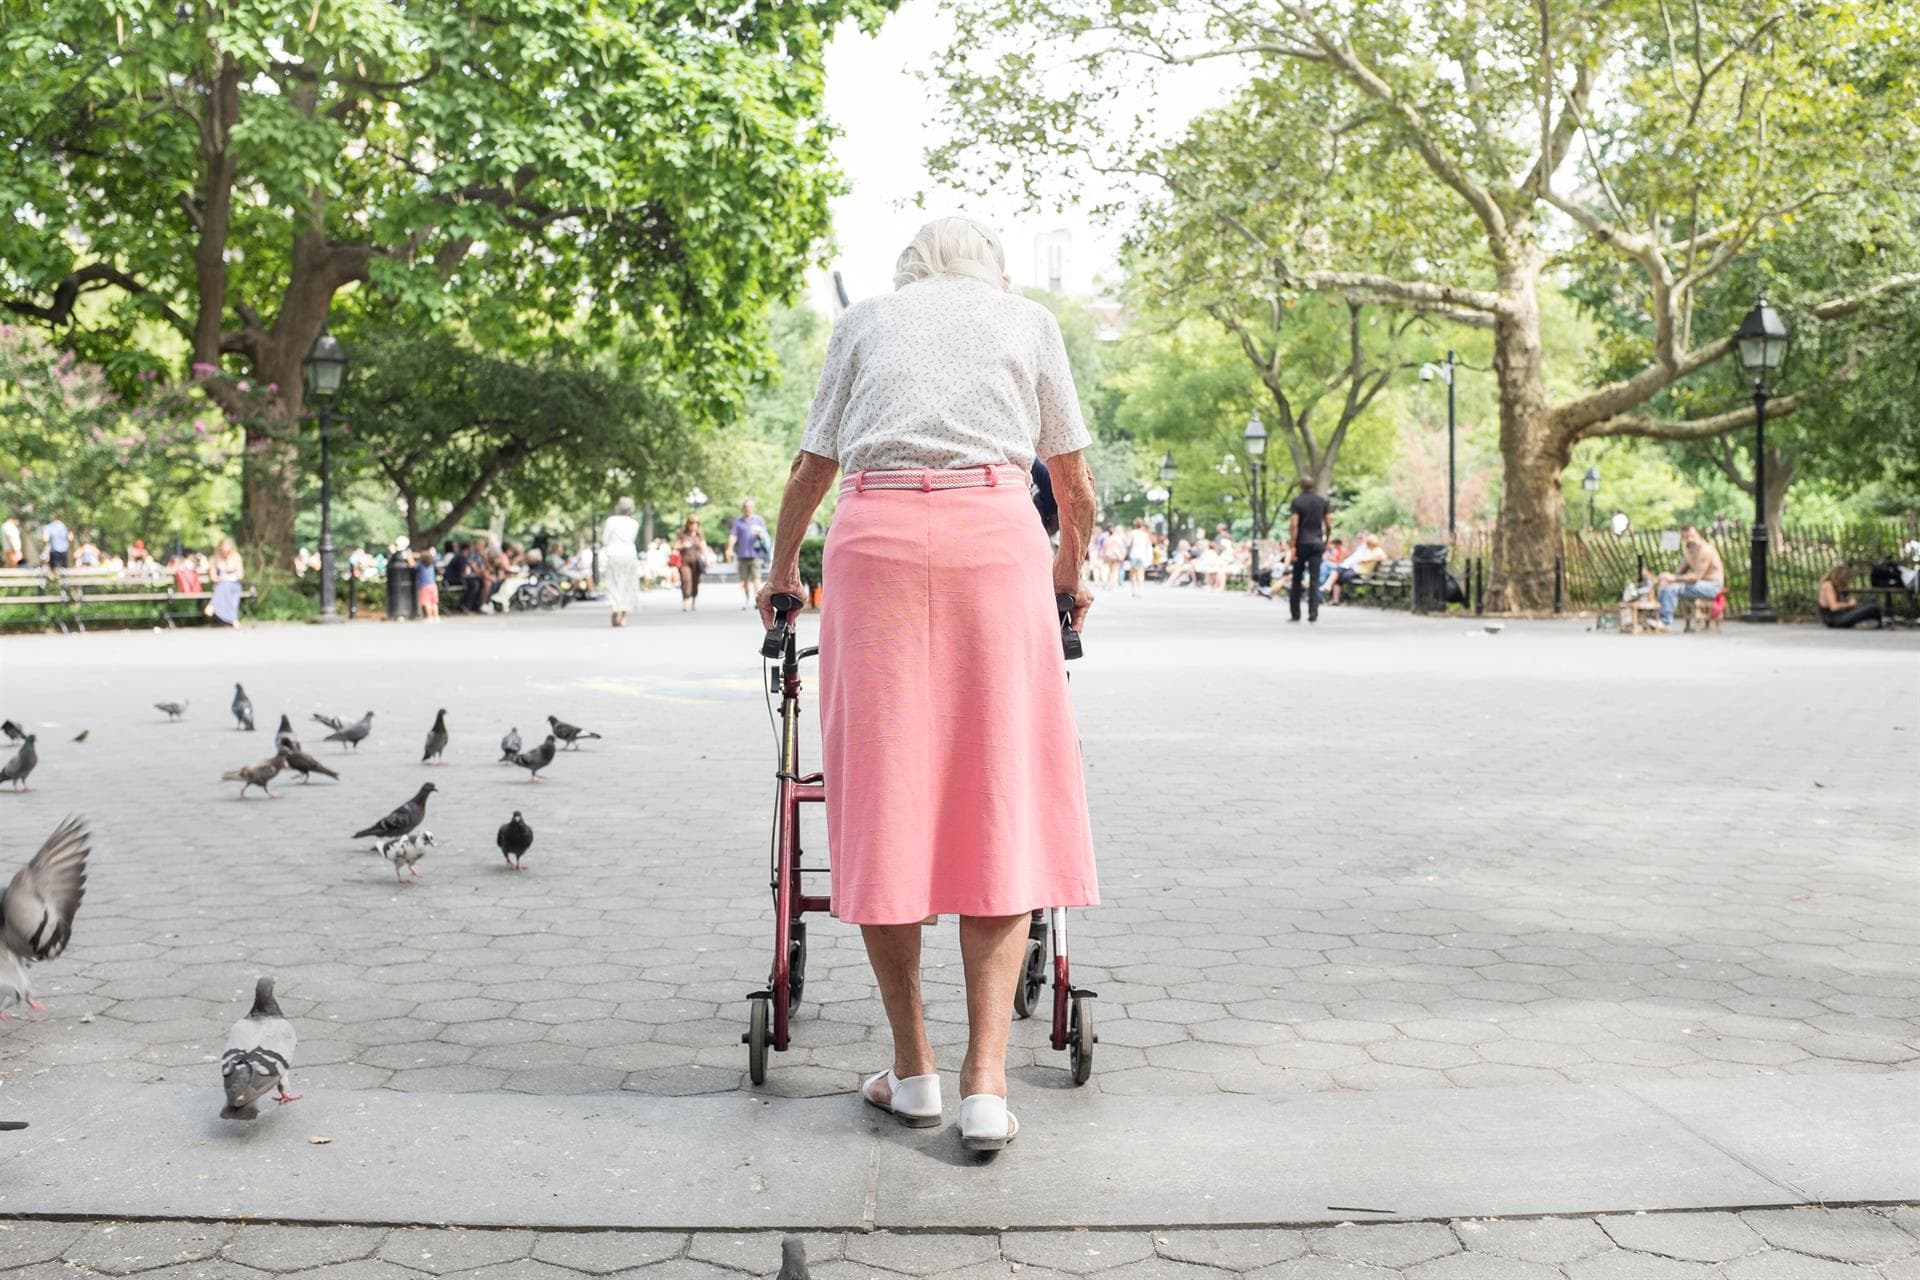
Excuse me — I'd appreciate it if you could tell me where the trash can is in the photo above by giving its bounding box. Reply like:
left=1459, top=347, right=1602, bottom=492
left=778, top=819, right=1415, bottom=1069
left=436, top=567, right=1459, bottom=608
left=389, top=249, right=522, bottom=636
left=1411, top=543, right=1450, bottom=614
left=385, top=559, right=418, bottom=621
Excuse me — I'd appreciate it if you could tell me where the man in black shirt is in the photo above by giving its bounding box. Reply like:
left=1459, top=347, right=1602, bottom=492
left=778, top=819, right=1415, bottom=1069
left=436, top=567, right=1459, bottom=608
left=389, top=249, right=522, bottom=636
left=1286, top=477, right=1332, bottom=623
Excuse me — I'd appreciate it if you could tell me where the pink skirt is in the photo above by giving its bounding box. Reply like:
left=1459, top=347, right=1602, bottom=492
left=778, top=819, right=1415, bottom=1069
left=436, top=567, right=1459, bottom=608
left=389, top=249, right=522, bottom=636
left=819, top=468, right=1099, bottom=925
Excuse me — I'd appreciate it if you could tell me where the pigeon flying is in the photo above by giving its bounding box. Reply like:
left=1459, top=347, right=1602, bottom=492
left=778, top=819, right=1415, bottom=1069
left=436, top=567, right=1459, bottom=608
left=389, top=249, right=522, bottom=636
left=496, top=812, right=533, bottom=870
left=512, top=735, right=556, bottom=782
left=220, top=977, right=298, bottom=1120
left=274, top=714, right=301, bottom=755
left=1, top=816, right=89, bottom=1016
left=154, top=701, right=188, bottom=721
left=0, top=720, right=22, bottom=742
left=283, top=749, right=339, bottom=784
left=221, top=753, right=287, bottom=799
left=70, top=730, right=88, bottom=744
left=353, top=782, right=435, bottom=840
left=0, top=737, right=36, bottom=792
left=324, top=711, right=373, bottom=752
left=421, top=709, right=449, bottom=765
left=498, top=726, right=521, bottom=763
left=232, top=683, right=255, bottom=731
left=376, top=831, right=436, bottom=883
left=310, top=712, right=345, bottom=733
left=547, top=716, right=602, bottom=749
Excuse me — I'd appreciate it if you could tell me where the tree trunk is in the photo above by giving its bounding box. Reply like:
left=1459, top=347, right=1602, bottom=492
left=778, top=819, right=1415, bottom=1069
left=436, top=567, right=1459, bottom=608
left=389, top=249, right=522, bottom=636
left=1485, top=247, right=1564, bottom=613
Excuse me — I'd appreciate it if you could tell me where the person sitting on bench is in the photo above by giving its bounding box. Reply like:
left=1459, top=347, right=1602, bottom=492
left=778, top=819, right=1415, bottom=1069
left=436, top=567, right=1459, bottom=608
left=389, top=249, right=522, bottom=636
left=1651, top=524, right=1723, bottom=630
left=1327, top=533, right=1384, bottom=605
left=1817, top=563, right=1888, bottom=629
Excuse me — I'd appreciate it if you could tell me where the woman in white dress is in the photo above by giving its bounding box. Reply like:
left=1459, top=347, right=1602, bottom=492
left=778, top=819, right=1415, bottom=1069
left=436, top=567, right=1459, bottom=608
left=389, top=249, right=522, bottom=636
left=601, top=496, right=642, bottom=627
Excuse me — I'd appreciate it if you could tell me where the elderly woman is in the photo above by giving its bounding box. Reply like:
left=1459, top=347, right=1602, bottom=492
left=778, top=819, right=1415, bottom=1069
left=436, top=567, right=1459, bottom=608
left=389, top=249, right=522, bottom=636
left=757, top=217, right=1099, bottom=1152
left=602, top=497, right=642, bottom=627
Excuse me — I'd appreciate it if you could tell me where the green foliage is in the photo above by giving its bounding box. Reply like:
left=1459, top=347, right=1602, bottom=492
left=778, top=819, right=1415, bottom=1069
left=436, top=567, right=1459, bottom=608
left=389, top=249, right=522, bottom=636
left=248, top=567, right=317, bottom=622
left=797, top=536, right=826, bottom=588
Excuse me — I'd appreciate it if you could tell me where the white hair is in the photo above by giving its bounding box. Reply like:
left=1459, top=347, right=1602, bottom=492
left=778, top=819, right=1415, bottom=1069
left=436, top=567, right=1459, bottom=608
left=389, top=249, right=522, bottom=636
left=893, top=216, right=1008, bottom=290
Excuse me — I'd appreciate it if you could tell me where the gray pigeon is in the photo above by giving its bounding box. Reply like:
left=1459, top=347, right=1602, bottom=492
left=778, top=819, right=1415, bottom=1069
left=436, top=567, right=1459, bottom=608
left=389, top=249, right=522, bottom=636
left=547, top=715, right=601, bottom=749
left=310, top=712, right=345, bottom=733
left=220, top=977, right=297, bottom=1120
left=376, top=831, right=436, bottom=883
left=512, top=735, right=556, bottom=782
left=0, top=720, right=22, bottom=742
left=221, top=753, right=286, bottom=799
left=353, top=782, right=435, bottom=840
left=274, top=714, right=300, bottom=755
left=499, top=726, right=521, bottom=763
left=496, top=812, right=533, bottom=869
left=283, top=749, right=339, bottom=784
left=323, top=711, right=373, bottom=752
left=777, top=1236, right=810, bottom=1280
left=0, top=816, right=89, bottom=1015
left=154, top=702, right=188, bottom=721
left=232, top=684, right=255, bottom=731
left=421, top=709, right=448, bottom=765
left=0, top=737, right=36, bottom=792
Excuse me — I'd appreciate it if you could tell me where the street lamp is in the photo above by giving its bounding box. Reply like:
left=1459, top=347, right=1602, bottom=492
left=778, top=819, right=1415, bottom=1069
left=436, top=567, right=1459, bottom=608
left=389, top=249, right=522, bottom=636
left=1242, top=411, right=1269, bottom=583
left=1419, top=350, right=1459, bottom=537
left=1158, top=452, right=1177, bottom=548
left=304, top=326, right=348, bottom=624
left=1734, top=298, right=1790, bottom=622
left=686, top=487, right=709, bottom=514
left=1581, top=466, right=1600, bottom=531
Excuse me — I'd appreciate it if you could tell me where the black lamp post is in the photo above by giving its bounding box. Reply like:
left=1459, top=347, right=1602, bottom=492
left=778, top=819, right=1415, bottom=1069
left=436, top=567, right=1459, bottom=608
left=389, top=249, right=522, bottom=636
left=1158, top=451, right=1177, bottom=549
left=1582, top=466, right=1600, bottom=530
left=1734, top=298, right=1790, bottom=622
left=1243, top=411, right=1269, bottom=583
left=304, top=326, right=348, bottom=624
left=1420, top=350, right=1459, bottom=537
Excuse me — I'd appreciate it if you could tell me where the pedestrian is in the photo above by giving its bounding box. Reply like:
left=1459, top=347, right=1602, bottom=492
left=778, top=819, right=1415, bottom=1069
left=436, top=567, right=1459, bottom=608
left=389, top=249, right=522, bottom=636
left=205, top=537, right=245, bottom=626
left=674, top=516, right=707, bottom=611
left=1286, top=475, right=1332, bottom=623
left=415, top=547, right=440, bottom=621
left=41, top=515, right=70, bottom=570
left=1, top=514, right=20, bottom=567
left=727, top=498, right=770, bottom=611
left=1100, top=523, right=1126, bottom=589
left=755, top=215, right=1098, bottom=1151
left=1126, top=518, right=1152, bottom=597
left=602, top=496, right=642, bottom=627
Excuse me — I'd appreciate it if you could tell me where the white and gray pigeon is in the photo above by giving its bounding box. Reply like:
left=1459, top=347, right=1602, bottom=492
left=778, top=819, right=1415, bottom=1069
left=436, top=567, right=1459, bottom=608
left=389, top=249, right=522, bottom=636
left=376, top=831, right=436, bottom=883
left=231, top=684, right=255, bottom=731
left=498, top=726, right=521, bottom=763
left=274, top=714, right=301, bottom=755
left=323, top=711, right=374, bottom=751
left=511, top=735, right=556, bottom=782
left=220, top=976, right=298, bottom=1120
left=0, top=736, right=36, bottom=792
left=154, top=702, right=188, bottom=721
left=310, top=712, right=345, bottom=733
left=0, top=817, right=90, bottom=1016
left=547, top=715, right=601, bottom=749
left=421, top=709, right=448, bottom=765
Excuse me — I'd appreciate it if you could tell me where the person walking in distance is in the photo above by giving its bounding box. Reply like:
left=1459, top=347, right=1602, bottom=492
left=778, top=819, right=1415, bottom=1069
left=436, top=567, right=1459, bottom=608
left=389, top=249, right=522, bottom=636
left=727, top=499, right=771, bottom=611
left=674, top=516, right=708, bottom=612
left=1286, top=476, right=1332, bottom=623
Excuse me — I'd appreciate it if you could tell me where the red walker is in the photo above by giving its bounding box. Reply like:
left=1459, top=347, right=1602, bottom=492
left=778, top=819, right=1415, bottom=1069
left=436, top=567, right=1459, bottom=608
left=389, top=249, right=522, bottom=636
left=744, top=592, right=1096, bottom=1085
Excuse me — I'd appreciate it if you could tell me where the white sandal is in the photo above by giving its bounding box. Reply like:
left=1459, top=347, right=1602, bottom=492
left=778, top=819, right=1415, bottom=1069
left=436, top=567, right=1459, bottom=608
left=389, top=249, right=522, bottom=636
left=958, top=1093, right=1019, bottom=1151
left=862, top=1069, right=942, bottom=1128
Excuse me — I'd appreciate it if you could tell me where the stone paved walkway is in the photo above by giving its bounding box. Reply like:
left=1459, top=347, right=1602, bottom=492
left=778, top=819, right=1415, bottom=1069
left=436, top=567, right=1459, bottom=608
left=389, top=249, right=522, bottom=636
left=3, top=1208, right=1919, bottom=1278
left=1, top=592, right=1912, bottom=1103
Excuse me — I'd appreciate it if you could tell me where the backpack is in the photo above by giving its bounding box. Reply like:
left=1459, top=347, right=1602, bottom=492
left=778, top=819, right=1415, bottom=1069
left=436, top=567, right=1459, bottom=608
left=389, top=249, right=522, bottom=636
left=1869, top=560, right=1904, bottom=590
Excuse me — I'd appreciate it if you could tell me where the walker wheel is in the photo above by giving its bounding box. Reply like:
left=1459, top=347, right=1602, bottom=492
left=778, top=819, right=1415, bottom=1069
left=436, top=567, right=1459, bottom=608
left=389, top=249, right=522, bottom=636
left=745, top=995, right=771, bottom=1084
left=1013, top=938, right=1045, bottom=1020
left=1068, top=995, right=1094, bottom=1085
left=788, top=926, right=808, bottom=1008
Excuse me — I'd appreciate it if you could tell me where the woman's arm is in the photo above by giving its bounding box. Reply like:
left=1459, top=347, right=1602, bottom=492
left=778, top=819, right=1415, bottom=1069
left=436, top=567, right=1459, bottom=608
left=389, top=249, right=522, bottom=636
left=1047, top=449, right=1097, bottom=630
left=757, top=450, right=840, bottom=627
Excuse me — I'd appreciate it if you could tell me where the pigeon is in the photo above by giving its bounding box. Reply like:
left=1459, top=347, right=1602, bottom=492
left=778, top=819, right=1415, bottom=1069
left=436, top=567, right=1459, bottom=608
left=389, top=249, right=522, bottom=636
left=421, top=709, right=449, bottom=765
left=0, top=720, right=22, bottom=742
left=777, top=1236, right=810, bottom=1280
left=547, top=716, right=601, bottom=749
left=352, top=782, right=435, bottom=840
left=274, top=714, right=301, bottom=755
left=0, top=817, right=89, bottom=1016
left=511, top=735, right=556, bottom=782
left=70, top=730, right=88, bottom=744
left=220, top=977, right=298, bottom=1120
left=232, top=683, right=255, bottom=731
left=283, top=749, right=339, bottom=784
left=376, top=830, right=436, bottom=883
left=0, top=737, right=36, bottom=792
left=323, top=711, right=373, bottom=752
left=221, top=753, right=286, bottom=799
left=310, top=712, right=345, bottom=733
left=496, top=812, right=532, bottom=869
left=499, top=726, right=521, bottom=763
left=154, top=701, right=188, bottom=721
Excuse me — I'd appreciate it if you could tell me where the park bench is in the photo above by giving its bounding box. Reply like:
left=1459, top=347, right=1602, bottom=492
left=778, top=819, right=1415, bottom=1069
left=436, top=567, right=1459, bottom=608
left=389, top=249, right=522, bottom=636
left=0, top=567, right=68, bottom=633
left=1343, top=558, right=1414, bottom=607
left=58, top=570, right=183, bottom=631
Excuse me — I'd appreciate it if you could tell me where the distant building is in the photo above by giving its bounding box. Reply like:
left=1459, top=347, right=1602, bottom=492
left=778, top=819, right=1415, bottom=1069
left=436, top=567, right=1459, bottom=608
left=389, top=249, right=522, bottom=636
left=1033, top=229, right=1072, bottom=294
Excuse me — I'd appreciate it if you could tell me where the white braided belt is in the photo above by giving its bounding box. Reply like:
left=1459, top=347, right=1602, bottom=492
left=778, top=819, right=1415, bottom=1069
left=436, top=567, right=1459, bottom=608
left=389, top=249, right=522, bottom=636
left=839, top=465, right=1027, bottom=497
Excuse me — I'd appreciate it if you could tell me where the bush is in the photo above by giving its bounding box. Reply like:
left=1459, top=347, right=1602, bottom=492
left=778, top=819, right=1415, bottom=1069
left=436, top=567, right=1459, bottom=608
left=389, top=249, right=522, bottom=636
left=250, top=567, right=316, bottom=622
left=797, top=536, right=826, bottom=588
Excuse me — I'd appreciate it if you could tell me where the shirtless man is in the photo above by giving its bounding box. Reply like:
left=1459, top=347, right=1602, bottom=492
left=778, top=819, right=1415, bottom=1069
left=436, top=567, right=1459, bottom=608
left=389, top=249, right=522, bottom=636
left=1653, top=524, right=1725, bottom=630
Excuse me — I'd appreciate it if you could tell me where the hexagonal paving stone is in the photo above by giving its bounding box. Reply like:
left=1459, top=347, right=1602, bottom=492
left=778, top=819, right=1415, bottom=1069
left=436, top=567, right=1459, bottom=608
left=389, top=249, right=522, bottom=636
left=377, top=1229, right=533, bottom=1275
left=1154, top=1229, right=1308, bottom=1270
left=1598, top=1212, right=1764, bottom=1263
left=531, top=1233, right=688, bottom=1273
left=449, top=1261, right=581, bottom=1280
left=1002, top=1232, right=1156, bottom=1274
left=1453, top=1217, right=1611, bottom=1266
left=1305, top=1222, right=1458, bottom=1269
left=66, top=1223, right=235, bottom=1275
left=1246, top=1259, right=1396, bottom=1279
left=1718, top=1253, right=1883, bottom=1280
left=1405, top=1253, right=1561, bottom=1280
left=222, top=1225, right=388, bottom=1272
left=1566, top=1252, right=1720, bottom=1279
left=843, top=1232, right=1002, bottom=1275
left=1738, top=1209, right=1919, bottom=1265
left=684, top=1232, right=845, bottom=1272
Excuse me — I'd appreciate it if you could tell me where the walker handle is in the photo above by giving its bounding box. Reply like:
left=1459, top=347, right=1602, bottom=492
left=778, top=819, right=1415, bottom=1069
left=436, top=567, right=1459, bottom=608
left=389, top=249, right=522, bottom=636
left=761, top=592, right=806, bottom=659
left=1057, top=592, right=1083, bottom=661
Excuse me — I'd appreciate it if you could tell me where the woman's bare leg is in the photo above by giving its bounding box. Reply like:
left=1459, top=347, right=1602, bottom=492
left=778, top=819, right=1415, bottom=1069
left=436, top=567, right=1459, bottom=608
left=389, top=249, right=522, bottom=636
left=861, top=923, right=936, bottom=1101
left=958, top=912, right=1027, bottom=1098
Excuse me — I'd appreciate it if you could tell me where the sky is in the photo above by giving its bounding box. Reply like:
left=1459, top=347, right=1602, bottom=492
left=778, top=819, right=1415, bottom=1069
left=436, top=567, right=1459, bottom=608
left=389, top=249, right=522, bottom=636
left=807, top=1, right=1238, bottom=310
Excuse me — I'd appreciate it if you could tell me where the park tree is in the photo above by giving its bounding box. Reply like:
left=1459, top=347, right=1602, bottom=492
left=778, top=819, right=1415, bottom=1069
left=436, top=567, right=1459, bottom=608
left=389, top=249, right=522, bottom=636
left=0, top=0, right=886, bottom=565
left=929, top=0, right=1920, bottom=609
